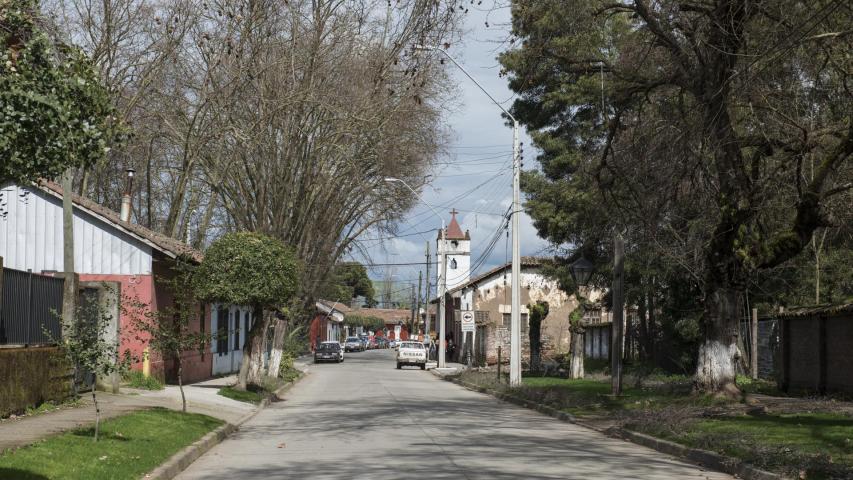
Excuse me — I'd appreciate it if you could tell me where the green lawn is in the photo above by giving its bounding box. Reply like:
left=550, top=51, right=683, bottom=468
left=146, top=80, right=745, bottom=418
left=642, top=413, right=853, bottom=479
left=479, top=374, right=720, bottom=417
left=217, top=385, right=267, bottom=404
left=458, top=370, right=853, bottom=479
left=0, top=408, right=222, bottom=480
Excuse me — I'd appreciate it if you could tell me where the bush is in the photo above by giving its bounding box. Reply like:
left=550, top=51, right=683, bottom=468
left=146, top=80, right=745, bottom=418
left=278, top=353, right=300, bottom=383
left=123, top=370, right=164, bottom=390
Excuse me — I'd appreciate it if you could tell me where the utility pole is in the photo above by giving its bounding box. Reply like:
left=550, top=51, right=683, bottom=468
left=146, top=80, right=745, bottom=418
left=410, top=283, right=416, bottom=337
left=424, top=242, right=431, bottom=339
left=438, top=230, right=447, bottom=368
left=509, top=119, right=522, bottom=386
left=416, top=271, right=422, bottom=339
left=611, top=234, right=625, bottom=395
left=61, top=169, right=76, bottom=334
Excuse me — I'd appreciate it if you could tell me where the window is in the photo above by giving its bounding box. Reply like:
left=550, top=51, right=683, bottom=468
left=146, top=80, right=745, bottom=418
left=501, top=313, right=529, bottom=333
left=244, top=311, right=250, bottom=344
left=217, top=307, right=228, bottom=355
left=583, top=309, right=602, bottom=324
left=199, top=304, right=206, bottom=361
left=233, top=310, right=240, bottom=351
left=450, top=258, right=457, bottom=269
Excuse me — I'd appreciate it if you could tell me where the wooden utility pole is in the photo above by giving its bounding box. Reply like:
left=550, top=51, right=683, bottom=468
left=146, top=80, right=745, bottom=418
left=61, top=170, right=77, bottom=332
left=751, top=308, right=759, bottom=380
left=409, top=283, right=416, bottom=336
left=611, top=234, right=624, bottom=396
left=424, top=242, right=431, bottom=338
left=415, top=271, right=422, bottom=338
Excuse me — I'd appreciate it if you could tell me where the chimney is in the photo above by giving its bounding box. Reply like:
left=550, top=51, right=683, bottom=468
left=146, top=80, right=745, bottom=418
left=120, top=168, right=135, bottom=222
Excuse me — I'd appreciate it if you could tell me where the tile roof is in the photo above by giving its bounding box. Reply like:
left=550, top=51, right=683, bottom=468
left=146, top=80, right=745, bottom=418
left=776, top=302, right=853, bottom=318
left=37, top=180, right=203, bottom=263
left=444, top=210, right=466, bottom=240
left=346, top=307, right=412, bottom=324
left=317, top=299, right=353, bottom=314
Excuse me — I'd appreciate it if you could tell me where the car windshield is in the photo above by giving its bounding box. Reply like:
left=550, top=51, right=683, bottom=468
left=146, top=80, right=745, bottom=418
left=400, top=342, right=424, bottom=349
left=318, top=343, right=340, bottom=351
left=346, top=337, right=359, bottom=342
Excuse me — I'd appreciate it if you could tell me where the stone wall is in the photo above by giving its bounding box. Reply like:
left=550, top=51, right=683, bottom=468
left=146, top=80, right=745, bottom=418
left=0, top=347, right=71, bottom=417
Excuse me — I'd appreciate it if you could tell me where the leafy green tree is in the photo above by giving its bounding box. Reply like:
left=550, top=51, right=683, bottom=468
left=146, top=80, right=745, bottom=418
left=343, top=314, right=385, bottom=333
left=126, top=259, right=209, bottom=412
left=501, top=0, right=852, bottom=395
left=194, top=232, right=300, bottom=390
left=526, top=301, right=549, bottom=374
left=0, top=0, right=115, bottom=184
left=320, top=263, right=376, bottom=307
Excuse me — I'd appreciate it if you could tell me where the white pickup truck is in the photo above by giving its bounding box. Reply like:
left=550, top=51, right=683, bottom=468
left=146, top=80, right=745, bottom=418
left=396, top=341, right=427, bottom=370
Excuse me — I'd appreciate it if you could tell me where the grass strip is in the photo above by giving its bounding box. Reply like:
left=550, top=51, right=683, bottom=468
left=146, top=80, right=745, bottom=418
left=0, top=407, right=222, bottom=480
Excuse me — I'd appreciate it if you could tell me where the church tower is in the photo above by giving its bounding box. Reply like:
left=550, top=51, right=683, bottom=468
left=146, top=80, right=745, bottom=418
left=437, top=209, right=471, bottom=293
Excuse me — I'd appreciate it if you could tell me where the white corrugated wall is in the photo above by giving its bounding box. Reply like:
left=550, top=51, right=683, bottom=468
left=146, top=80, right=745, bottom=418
left=0, top=184, right=153, bottom=275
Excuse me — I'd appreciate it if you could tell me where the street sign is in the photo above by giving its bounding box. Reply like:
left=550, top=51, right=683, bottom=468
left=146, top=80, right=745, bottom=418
left=461, top=311, right=475, bottom=332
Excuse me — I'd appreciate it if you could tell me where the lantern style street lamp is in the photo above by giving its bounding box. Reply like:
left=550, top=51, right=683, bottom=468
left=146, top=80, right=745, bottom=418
left=570, top=257, right=594, bottom=288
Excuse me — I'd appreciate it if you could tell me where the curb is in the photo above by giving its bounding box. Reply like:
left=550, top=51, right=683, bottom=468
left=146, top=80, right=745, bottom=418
left=443, top=376, right=786, bottom=480
left=145, top=371, right=308, bottom=480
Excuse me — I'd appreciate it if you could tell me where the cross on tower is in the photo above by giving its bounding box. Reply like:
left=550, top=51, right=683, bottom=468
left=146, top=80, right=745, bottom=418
left=449, top=208, right=458, bottom=217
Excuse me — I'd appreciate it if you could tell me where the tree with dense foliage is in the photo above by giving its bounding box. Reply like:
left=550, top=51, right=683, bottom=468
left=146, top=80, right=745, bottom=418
left=320, top=263, right=376, bottom=307
left=0, top=0, right=115, bottom=184
left=501, top=0, right=852, bottom=395
left=527, top=300, right=549, bottom=374
left=194, top=232, right=300, bottom=390
left=344, top=314, right=385, bottom=334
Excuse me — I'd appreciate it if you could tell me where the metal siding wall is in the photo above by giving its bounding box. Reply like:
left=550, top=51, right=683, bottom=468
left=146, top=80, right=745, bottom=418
left=0, top=268, right=63, bottom=345
left=0, top=185, right=152, bottom=274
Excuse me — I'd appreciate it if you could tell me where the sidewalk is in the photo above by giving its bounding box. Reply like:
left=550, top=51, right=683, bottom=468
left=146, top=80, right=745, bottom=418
left=0, top=375, right=255, bottom=453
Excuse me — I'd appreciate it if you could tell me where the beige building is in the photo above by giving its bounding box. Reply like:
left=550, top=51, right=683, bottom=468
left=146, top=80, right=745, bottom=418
left=431, top=257, right=581, bottom=366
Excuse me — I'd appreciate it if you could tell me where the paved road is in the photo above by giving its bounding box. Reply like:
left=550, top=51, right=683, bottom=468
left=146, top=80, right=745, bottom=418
left=176, top=349, right=731, bottom=480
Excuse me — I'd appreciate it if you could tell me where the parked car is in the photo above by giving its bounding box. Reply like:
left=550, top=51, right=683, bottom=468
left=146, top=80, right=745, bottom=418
left=374, top=337, right=389, bottom=349
left=315, top=341, right=344, bottom=363
left=396, top=341, right=427, bottom=370
left=345, top=336, right=364, bottom=352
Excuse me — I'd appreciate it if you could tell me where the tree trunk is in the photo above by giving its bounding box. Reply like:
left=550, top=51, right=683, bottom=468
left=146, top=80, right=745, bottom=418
left=694, top=287, right=741, bottom=397
left=529, top=319, right=541, bottom=374
left=267, top=317, right=288, bottom=378
left=178, top=355, right=186, bottom=413
left=569, top=328, right=584, bottom=379
left=637, top=291, right=650, bottom=361
left=237, top=307, right=268, bottom=390
left=91, top=384, right=100, bottom=442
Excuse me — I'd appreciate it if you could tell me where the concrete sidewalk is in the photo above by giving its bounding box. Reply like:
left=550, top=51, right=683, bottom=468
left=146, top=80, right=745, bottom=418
left=0, top=375, right=254, bottom=453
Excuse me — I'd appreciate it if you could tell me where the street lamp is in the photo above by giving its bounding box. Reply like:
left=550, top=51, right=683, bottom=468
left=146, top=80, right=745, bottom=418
left=384, top=177, right=448, bottom=368
left=570, top=257, right=594, bottom=288
left=414, top=45, right=524, bottom=386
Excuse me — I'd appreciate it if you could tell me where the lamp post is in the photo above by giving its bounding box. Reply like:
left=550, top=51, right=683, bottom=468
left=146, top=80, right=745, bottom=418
left=384, top=177, right=448, bottom=367
left=569, top=257, right=594, bottom=380
left=414, top=45, right=523, bottom=385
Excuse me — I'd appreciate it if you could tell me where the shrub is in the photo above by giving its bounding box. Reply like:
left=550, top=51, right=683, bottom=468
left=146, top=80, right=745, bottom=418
left=123, top=370, right=164, bottom=391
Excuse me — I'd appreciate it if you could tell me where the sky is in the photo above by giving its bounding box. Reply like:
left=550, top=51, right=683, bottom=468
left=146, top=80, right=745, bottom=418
left=350, top=5, right=551, bottom=296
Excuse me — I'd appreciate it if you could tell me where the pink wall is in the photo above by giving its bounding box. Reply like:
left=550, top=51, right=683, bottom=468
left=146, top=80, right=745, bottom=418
left=78, top=273, right=161, bottom=376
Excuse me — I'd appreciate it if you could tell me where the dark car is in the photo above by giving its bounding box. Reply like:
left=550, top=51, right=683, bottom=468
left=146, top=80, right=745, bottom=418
left=374, top=337, right=389, bottom=349
left=314, top=341, right=344, bottom=363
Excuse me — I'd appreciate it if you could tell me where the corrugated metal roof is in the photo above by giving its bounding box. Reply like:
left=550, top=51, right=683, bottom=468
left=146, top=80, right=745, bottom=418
left=37, top=180, right=203, bottom=263
left=777, top=302, right=853, bottom=318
